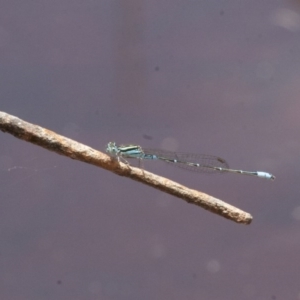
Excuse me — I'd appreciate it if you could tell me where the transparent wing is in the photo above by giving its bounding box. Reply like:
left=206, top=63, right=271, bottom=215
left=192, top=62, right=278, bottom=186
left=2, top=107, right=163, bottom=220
left=143, top=148, right=229, bottom=174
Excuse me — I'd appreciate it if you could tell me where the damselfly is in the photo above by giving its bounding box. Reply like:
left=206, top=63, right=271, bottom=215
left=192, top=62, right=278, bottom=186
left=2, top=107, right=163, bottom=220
left=106, top=142, right=275, bottom=180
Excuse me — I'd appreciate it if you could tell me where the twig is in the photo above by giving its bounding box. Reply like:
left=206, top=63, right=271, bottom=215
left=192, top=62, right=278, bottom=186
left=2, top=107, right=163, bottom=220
left=0, top=111, right=252, bottom=224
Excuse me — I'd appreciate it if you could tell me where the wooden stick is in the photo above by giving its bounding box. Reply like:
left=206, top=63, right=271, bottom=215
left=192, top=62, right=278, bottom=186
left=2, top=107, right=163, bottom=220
left=0, top=111, right=252, bottom=224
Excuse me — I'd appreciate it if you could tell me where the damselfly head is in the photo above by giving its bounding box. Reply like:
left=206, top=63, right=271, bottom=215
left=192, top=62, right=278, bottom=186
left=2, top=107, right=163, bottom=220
left=106, top=142, right=118, bottom=155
